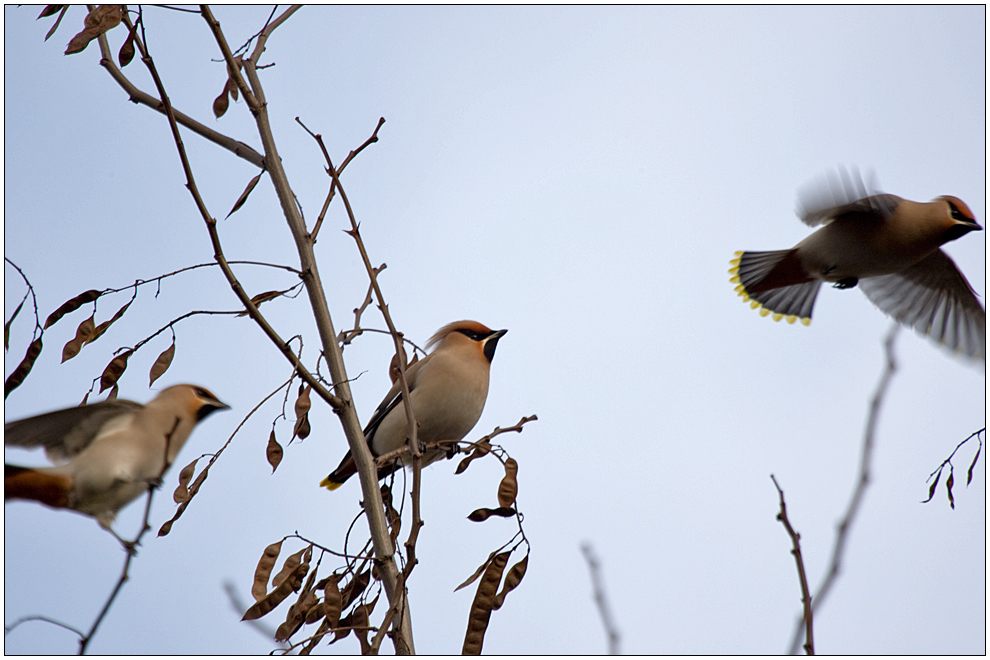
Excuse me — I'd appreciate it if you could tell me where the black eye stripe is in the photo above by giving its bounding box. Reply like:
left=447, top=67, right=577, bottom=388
left=455, top=328, right=487, bottom=341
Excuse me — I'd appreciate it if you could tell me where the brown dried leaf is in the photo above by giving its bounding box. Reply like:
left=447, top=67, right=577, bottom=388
left=148, top=339, right=175, bottom=387
left=173, top=457, right=199, bottom=504
left=105, top=384, right=119, bottom=400
left=455, top=440, right=492, bottom=475
left=340, top=568, right=371, bottom=610
left=61, top=314, right=95, bottom=363
left=946, top=469, right=955, bottom=510
left=65, top=5, right=122, bottom=55
left=242, top=562, right=308, bottom=621
left=923, top=467, right=942, bottom=504
left=272, top=545, right=310, bottom=589
left=43, top=5, right=69, bottom=41
left=294, top=384, right=312, bottom=417
left=266, top=430, right=283, bottom=473
left=225, top=172, right=262, bottom=218
left=213, top=86, right=230, bottom=119
left=236, top=289, right=285, bottom=317
left=967, top=442, right=982, bottom=486
left=332, top=612, right=353, bottom=643
left=492, top=554, right=528, bottom=610
left=322, top=574, right=342, bottom=629
left=382, top=484, right=401, bottom=542
left=5, top=299, right=24, bottom=350
left=467, top=506, right=516, bottom=522
left=454, top=551, right=497, bottom=593
left=158, top=519, right=173, bottom=536
left=99, top=349, right=133, bottom=393
left=118, top=21, right=136, bottom=67
left=5, top=337, right=43, bottom=399
left=497, top=458, right=518, bottom=508
left=226, top=74, right=239, bottom=101
left=252, top=540, right=283, bottom=601
left=352, top=595, right=379, bottom=654
left=462, top=550, right=510, bottom=655
left=293, top=413, right=311, bottom=441
left=44, top=289, right=100, bottom=329
left=38, top=5, right=65, bottom=18
left=276, top=571, right=319, bottom=642
left=86, top=300, right=131, bottom=345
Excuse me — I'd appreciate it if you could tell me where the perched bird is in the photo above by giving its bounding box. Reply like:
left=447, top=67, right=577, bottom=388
left=5, top=384, right=229, bottom=531
left=730, top=169, right=985, bottom=359
left=321, top=320, right=507, bottom=490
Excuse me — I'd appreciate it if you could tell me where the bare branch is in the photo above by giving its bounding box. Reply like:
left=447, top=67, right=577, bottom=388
left=580, top=542, right=621, bottom=655
left=786, top=324, right=899, bottom=654
left=771, top=475, right=814, bottom=655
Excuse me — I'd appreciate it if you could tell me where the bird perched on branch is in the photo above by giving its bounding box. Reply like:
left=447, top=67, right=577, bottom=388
left=730, top=168, right=985, bottom=359
left=321, top=320, right=507, bottom=490
left=5, top=384, right=228, bottom=531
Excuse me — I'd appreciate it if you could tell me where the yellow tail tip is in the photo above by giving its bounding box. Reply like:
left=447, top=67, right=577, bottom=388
left=319, top=476, right=343, bottom=491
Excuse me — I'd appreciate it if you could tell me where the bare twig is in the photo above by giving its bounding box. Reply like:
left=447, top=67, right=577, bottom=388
left=581, top=542, right=621, bottom=655
left=786, top=324, right=899, bottom=654
left=771, top=475, right=814, bottom=655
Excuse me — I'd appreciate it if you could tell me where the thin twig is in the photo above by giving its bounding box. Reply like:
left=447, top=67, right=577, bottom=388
left=771, top=475, right=814, bottom=655
left=580, top=542, right=621, bottom=655
left=786, top=324, right=899, bottom=654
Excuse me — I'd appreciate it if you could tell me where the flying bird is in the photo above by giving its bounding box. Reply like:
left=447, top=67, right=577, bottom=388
left=730, top=169, right=985, bottom=359
left=321, top=320, right=507, bottom=490
left=5, top=384, right=229, bottom=531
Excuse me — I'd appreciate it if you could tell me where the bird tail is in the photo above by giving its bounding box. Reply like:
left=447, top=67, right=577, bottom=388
left=729, top=250, right=821, bottom=324
left=320, top=452, right=403, bottom=491
left=5, top=464, right=72, bottom=508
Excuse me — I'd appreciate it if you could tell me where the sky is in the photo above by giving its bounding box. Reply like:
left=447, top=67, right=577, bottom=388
left=3, top=5, right=986, bottom=655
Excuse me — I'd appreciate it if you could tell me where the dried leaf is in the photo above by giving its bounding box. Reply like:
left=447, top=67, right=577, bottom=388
left=118, top=21, right=136, bottom=67
left=492, top=554, right=528, bottom=610
left=467, top=506, right=516, bottom=522
left=946, top=469, right=955, bottom=510
left=455, top=551, right=497, bottom=593
left=967, top=442, right=982, bottom=486
left=158, top=519, right=173, bottom=536
left=332, top=612, right=353, bottom=643
left=497, top=458, right=518, bottom=508
left=293, top=414, right=311, bottom=441
left=225, top=172, right=262, bottom=218
left=86, top=300, right=131, bottom=345
left=462, top=550, right=510, bottom=655
left=236, top=288, right=285, bottom=317
left=922, top=467, right=942, bottom=504
left=276, top=571, right=319, bottom=642
left=351, top=595, right=379, bottom=654
left=65, top=5, right=122, bottom=55
left=382, top=484, right=401, bottom=542
left=455, top=440, right=492, bottom=475
left=38, top=5, right=65, bottom=18
left=242, top=562, right=308, bottom=621
left=266, top=430, right=283, bottom=473
left=226, top=74, right=239, bottom=101
left=173, top=458, right=199, bottom=504
left=105, top=384, right=119, bottom=400
left=148, top=339, right=175, bottom=386
left=43, top=5, right=69, bottom=41
left=99, top=349, right=133, bottom=392
left=294, top=384, right=312, bottom=418
left=213, top=86, right=230, bottom=119
left=272, top=545, right=311, bottom=589
left=44, top=289, right=100, bottom=329
left=340, top=568, right=370, bottom=610
left=322, top=574, right=342, bottom=629
left=252, top=541, right=283, bottom=601
left=61, top=314, right=95, bottom=363
left=5, top=299, right=25, bottom=350
left=5, top=337, right=43, bottom=399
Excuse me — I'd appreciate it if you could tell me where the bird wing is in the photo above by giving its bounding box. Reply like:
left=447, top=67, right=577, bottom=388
left=362, top=355, right=427, bottom=442
left=797, top=168, right=899, bottom=227
left=4, top=399, right=143, bottom=463
left=859, top=249, right=986, bottom=359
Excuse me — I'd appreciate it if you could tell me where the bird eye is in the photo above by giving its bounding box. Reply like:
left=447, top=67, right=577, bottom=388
left=194, top=387, right=210, bottom=399
left=947, top=201, right=969, bottom=222
left=455, top=329, right=482, bottom=341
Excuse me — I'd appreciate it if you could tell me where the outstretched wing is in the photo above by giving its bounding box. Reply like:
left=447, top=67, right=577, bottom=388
left=4, top=399, right=142, bottom=463
left=797, top=167, right=899, bottom=227
left=859, top=249, right=986, bottom=360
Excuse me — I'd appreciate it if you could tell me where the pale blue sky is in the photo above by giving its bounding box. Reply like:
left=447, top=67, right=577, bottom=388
left=4, top=6, right=985, bottom=654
